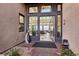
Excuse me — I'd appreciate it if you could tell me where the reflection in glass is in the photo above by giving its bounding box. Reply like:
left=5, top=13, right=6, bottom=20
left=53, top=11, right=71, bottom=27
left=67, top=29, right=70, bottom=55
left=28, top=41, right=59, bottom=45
left=19, top=14, right=24, bottom=32
left=29, top=7, right=38, bottom=13
left=41, top=5, right=51, bottom=13
left=57, top=5, right=61, bottom=11
left=19, top=15, right=24, bottom=23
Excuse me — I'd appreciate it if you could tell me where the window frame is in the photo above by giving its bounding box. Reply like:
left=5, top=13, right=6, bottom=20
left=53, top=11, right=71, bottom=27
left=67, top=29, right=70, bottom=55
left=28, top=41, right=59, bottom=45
left=27, top=3, right=62, bottom=42
left=19, top=13, right=25, bottom=32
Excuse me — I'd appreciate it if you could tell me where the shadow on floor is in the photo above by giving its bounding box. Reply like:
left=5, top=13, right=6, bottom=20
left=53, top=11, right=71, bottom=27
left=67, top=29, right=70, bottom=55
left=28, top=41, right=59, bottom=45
left=32, top=41, right=57, bottom=48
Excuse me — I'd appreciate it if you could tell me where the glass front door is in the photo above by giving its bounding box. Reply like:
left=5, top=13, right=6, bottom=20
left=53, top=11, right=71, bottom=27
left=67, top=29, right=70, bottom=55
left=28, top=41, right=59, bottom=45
left=29, top=16, right=39, bottom=42
left=40, top=16, right=55, bottom=42
left=27, top=4, right=62, bottom=43
left=28, top=15, right=61, bottom=42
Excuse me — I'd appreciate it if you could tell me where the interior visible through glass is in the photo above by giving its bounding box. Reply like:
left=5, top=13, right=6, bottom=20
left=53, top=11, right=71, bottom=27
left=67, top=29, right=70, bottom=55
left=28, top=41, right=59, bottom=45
left=28, top=4, right=62, bottom=42
left=57, top=15, right=61, bottom=37
left=40, top=16, right=55, bottom=41
left=28, top=15, right=61, bottom=42
left=29, top=16, right=38, bottom=36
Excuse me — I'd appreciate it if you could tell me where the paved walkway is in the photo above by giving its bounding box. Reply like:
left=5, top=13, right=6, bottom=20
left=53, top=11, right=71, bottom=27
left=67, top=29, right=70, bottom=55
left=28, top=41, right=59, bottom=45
left=17, top=42, right=61, bottom=56
left=31, top=47, right=60, bottom=56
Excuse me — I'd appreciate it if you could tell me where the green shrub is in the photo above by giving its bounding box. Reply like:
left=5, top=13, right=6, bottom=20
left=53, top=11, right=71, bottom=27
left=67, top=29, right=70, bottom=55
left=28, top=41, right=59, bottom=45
left=61, top=48, right=76, bottom=56
left=4, top=48, right=20, bottom=56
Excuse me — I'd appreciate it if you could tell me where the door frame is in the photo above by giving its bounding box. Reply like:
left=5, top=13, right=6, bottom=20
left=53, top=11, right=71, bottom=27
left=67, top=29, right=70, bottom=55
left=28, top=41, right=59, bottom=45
left=25, top=3, right=62, bottom=43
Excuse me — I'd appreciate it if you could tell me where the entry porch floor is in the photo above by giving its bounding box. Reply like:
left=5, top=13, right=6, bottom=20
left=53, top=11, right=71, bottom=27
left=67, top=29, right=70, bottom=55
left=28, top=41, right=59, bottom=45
left=16, top=41, right=61, bottom=56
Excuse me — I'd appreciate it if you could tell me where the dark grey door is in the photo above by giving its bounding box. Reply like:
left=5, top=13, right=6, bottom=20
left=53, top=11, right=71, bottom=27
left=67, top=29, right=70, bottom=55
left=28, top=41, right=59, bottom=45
left=29, top=16, right=40, bottom=42
left=39, top=16, right=56, bottom=42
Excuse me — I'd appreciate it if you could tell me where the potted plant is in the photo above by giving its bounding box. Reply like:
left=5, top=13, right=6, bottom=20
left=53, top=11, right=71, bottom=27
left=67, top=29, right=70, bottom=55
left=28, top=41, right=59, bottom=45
left=32, top=25, right=36, bottom=36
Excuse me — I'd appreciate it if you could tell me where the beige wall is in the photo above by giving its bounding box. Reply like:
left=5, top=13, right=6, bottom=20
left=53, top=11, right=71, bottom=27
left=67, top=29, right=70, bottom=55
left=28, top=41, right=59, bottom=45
left=63, top=3, right=79, bottom=55
left=1, top=3, right=79, bottom=55
left=0, top=3, right=26, bottom=53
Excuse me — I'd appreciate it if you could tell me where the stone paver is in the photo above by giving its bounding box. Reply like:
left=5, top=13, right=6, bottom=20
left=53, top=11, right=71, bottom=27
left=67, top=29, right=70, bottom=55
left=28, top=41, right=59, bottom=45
left=31, top=47, right=60, bottom=56
left=16, top=42, right=61, bottom=56
left=0, top=42, right=61, bottom=56
left=17, top=47, right=32, bottom=56
left=17, top=47, right=60, bottom=56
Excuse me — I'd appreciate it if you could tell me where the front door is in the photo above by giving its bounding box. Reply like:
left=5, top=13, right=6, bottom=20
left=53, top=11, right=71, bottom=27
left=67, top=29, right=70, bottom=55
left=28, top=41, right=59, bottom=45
left=27, top=4, right=62, bottom=43
left=28, top=15, right=58, bottom=42
left=39, top=16, right=55, bottom=42
left=29, top=16, right=40, bottom=42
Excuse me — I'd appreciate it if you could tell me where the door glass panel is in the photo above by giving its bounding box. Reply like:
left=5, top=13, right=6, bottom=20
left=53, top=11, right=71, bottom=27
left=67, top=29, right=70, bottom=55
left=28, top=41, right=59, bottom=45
left=41, top=5, right=51, bottom=13
left=40, top=16, right=55, bottom=31
left=40, top=16, right=55, bottom=41
left=29, top=16, right=38, bottom=36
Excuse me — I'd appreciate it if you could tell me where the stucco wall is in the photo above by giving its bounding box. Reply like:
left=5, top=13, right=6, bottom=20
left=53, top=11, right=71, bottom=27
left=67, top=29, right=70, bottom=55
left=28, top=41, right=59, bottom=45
left=0, top=3, right=26, bottom=53
left=63, top=3, right=79, bottom=55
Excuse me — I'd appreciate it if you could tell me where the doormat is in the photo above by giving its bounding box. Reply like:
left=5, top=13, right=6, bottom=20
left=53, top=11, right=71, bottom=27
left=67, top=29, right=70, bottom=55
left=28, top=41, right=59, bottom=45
left=32, top=41, right=57, bottom=48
